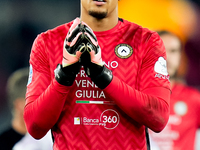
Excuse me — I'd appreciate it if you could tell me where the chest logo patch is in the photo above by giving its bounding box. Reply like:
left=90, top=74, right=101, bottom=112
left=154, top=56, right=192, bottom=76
left=154, top=57, right=168, bottom=75
left=115, top=44, right=133, bottom=59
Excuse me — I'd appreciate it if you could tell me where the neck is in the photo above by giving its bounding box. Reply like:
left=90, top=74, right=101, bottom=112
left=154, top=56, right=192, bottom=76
left=80, top=6, right=118, bottom=32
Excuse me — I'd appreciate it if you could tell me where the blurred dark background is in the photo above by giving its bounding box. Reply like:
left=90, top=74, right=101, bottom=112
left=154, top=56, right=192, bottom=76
left=0, top=2, right=200, bottom=148
left=0, top=0, right=80, bottom=132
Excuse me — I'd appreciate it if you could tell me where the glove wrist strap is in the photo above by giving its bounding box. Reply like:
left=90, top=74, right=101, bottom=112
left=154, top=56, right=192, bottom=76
left=91, top=65, right=113, bottom=89
left=54, top=64, right=77, bottom=86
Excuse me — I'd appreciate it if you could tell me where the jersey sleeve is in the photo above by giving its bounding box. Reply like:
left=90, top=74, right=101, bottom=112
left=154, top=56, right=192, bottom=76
left=26, top=33, right=51, bottom=98
left=24, top=33, right=71, bottom=139
left=104, top=31, right=171, bottom=132
left=139, top=31, right=170, bottom=91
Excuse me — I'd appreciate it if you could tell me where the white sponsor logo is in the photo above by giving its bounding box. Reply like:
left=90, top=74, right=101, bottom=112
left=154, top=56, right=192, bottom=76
left=27, top=65, right=33, bottom=86
left=100, top=109, right=120, bottom=130
left=155, top=73, right=169, bottom=80
left=83, top=117, right=99, bottom=125
left=74, top=109, right=120, bottom=129
left=104, top=61, right=119, bottom=69
left=74, top=117, right=81, bottom=125
left=154, top=57, right=168, bottom=76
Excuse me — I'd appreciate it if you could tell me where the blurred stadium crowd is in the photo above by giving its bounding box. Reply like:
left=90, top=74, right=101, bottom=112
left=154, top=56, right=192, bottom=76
left=0, top=0, right=200, bottom=149
left=0, top=0, right=80, bottom=132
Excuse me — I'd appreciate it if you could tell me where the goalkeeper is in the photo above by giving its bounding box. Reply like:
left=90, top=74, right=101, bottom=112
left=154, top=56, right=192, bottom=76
left=24, top=0, right=171, bottom=150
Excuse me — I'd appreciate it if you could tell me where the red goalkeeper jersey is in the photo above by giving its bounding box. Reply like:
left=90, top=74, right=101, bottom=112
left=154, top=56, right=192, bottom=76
left=24, top=18, right=171, bottom=150
left=150, top=82, right=200, bottom=150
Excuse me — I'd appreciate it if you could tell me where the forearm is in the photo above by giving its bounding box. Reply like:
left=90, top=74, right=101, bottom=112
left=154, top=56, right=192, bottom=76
left=24, top=79, right=70, bottom=139
left=104, top=76, right=170, bottom=132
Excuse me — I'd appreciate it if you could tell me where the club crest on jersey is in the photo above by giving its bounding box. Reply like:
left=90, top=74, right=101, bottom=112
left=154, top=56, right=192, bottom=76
left=115, top=44, right=133, bottom=59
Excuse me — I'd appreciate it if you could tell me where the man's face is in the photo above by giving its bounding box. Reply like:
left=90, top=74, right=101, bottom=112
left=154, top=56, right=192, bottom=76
left=161, top=34, right=181, bottom=78
left=81, top=0, right=118, bottom=19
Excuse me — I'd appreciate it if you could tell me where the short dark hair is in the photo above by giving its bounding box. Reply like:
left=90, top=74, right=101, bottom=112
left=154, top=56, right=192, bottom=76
left=6, top=67, right=29, bottom=108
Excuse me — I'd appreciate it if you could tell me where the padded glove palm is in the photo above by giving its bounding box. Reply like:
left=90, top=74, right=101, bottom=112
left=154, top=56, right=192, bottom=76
left=80, top=22, right=113, bottom=89
left=55, top=18, right=86, bottom=86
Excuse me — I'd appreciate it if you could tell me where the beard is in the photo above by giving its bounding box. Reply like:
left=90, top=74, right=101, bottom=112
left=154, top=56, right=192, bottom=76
left=88, top=10, right=108, bottom=19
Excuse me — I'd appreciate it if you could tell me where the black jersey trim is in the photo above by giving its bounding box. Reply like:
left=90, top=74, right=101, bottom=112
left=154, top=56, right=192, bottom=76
left=118, top=18, right=123, bottom=22
left=145, top=127, right=151, bottom=150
